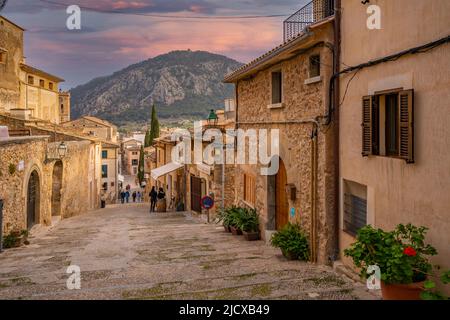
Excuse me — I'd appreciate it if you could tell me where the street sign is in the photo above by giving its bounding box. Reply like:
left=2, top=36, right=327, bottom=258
left=201, top=196, right=215, bottom=210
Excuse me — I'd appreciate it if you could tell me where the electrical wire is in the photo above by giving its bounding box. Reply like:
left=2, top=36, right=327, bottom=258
left=38, top=0, right=290, bottom=20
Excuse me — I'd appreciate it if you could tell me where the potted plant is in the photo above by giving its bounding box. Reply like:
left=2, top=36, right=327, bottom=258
left=344, top=224, right=450, bottom=300
left=229, top=208, right=243, bottom=236
left=215, top=207, right=232, bottom=232
left=237, top=208, right=260, bottom=241
left=271, top=223, right=309, bottom=261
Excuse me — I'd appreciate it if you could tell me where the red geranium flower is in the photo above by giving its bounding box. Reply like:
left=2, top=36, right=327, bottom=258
left=404, top=246, right=417, bottom=257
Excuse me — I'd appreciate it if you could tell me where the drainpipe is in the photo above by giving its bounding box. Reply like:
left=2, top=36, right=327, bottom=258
left=332, top=0, right=342, bottom=262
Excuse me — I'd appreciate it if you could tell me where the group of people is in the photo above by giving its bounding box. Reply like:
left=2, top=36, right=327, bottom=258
left=149, top=186, right=166, bottom=212
left=120, top=190, right=143, bottom=204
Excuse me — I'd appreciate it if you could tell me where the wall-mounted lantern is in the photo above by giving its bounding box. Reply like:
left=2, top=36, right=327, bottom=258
left=207, top=109, right=219, bottom=127
left=45, top=141, right=68, bottom=163
left=58, top=142, right=68, bottom=158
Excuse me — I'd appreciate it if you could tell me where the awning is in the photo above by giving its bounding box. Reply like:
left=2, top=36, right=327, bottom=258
left=151, top=162, right=183, bottom=180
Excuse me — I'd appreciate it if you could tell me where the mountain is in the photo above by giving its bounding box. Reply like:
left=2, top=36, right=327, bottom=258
left=70, top=50, right=243, bottom=126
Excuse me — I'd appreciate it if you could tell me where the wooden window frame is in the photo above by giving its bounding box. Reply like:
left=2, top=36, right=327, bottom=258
left=362, top=89, right=414, bottom=163
left=269, top=69, right=283, bottom=108
left=243, top=173, right=256, bottom=206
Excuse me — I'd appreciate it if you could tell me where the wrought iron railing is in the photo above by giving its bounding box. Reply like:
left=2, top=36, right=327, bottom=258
left=283, top=0, right=335, bottom=42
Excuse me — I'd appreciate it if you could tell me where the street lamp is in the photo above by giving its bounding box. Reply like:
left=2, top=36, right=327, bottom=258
left=207, top=109, right=218, bottom=127
left=57, top=142, right=68, bottom=158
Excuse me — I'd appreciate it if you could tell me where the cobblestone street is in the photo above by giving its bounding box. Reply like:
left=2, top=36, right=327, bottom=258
left=0, top=204, right=377, bottom=300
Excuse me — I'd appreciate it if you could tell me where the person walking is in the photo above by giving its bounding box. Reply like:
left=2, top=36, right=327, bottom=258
left=120, top=191, right=125, bottom=204
left=137, top=191, right=142, bottom=203
left=132, top=191, right=137, bottom=203
left=149, top=187, right=157, bottom=212
left=125, top=191, right=130, bottom=203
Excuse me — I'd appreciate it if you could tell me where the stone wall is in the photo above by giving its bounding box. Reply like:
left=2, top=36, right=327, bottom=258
left=0, top=137, right=50, bottom=234
left=233, top=23, right=338, bottom=264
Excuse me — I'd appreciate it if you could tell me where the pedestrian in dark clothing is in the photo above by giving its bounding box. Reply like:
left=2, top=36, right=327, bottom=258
left=125, top=191, right=130, bottom=203
left=120, top=191, right=125, bottom=204
left=149, top=187, right=157, bottom=212
left=132, top=191, right=137, bottom=202
left=157, top=188, right=166, bottom=200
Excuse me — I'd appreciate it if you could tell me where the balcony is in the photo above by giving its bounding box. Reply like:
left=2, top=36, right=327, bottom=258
left=283, top=0, right=335, bottom=42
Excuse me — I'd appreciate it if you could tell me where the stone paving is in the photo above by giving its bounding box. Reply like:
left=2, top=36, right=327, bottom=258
left=0, top=204, right=378, bottom=300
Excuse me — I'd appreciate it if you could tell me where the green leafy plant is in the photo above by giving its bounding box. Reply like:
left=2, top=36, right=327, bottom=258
left=421, top=270, right=450, bottom=300
left=345, top=223, right=450, bottom=299
left=271, top=223, right=309, bottom=261
left=2, top=230, right=28, bottom=249
left=236, top=208, right=259, bottom=233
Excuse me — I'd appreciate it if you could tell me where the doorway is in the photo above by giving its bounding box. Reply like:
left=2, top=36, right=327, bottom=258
left=275, top=159, right=289, bottom=230
left=51, top=161, right=63, bottom=217
left=27, top=170, right=40, bottom=230
left=191, top=176, right=202, bottom=213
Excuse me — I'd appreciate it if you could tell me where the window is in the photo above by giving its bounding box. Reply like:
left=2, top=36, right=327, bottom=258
left=344, top=194, right=367, bottom=237
left=111, top=182, right=115, bottom=187
left=0, top=51, right=6, bottom=64
left=49, top=82, right=54, bottom=90
left=103, top=182, right=108, bottom=191
left=102, top=150, right=108, bottom=159
left=39, top=79, right=45, bottom=88
left=243, top=174, right=256, bottom=206
left=132, top=159, right=138, bottom=166
left=28, top=76, right=34, bottom=85
left=362, top=90, right=414, bottom=163
left=132, top=152, right=138, bottom=156
left=61, top=104, right=64, bottom=113
left=271, top=71, right=283, bottom=105
left=102, top=165, right=108, bottom=178
left=309, top=55, right=321, bottom=78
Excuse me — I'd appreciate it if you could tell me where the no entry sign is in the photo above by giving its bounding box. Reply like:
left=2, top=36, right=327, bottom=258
left=201, top=196, right=215, bottom=210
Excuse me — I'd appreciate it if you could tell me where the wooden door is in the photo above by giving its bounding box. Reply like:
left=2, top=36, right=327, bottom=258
left=191, top=176, right=202, bottom=213
left=27, top=171, right=39, bottom=230
left=276, top=160, right=289, bottom=230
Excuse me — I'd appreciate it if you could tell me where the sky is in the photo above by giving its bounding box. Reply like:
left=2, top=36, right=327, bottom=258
left=2, top=0, right=308, bottom=89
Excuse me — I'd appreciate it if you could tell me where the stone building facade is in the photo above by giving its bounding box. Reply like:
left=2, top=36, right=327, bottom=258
left=0, top=135, right=101, bottom=236
left=224, top=20, right=338, bottom=264
left=0, top=15, right=70, bottom=125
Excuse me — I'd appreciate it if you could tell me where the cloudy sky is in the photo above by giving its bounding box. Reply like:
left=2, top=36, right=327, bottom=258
left=2, top=0, right=308, bottom=89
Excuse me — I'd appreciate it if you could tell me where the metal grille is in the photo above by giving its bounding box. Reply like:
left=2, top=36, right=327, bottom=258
left=344, top=194, right=367, bottom=237
left=283, top=0, right=335, bottom=42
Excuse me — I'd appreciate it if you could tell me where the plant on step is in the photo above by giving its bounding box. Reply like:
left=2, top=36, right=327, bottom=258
left=271, top=223, right=309, bottom=261
left=2, top=230, right=28, bottom=249
left=236, top=208, right=259, bottom=233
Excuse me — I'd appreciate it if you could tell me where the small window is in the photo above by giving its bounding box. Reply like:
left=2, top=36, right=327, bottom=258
left=111, top=182, right=115, bottom=187
left=132, top=159, right=138, bottom=166
left=61, top=104, right=64, bottom=113
left=243, top=174, right=256, bottom=206
left=102, top=165, right=108, bottom=178
left=39, top=79, right=45, bottom=88
left=344, top=194, right=367, bottom=237
left=0, top=51, right=6, bottom=64
left=271, top=71, right=282, bottom=105
left=132, top=152, right=138, bottom=156
left=362, top=90, right=414, bottom=162
left=102, top=150, right=108, bottom=159
left=49, top=82, right=54, bottom=90
left=103, top=182, right=108, bottom=191
left=309, top=55, right=321, bottom=78
left=28, top=76, right=34, bottom=85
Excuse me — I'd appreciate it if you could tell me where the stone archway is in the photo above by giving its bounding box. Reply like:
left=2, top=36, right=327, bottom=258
left=51, top=161, right=63, bottom=217
left=27, top=170, right=40, bottom=230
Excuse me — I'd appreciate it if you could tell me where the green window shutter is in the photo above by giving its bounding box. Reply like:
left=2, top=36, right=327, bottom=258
left=398, top=90, right=414, bottom=163
left=362, top=96, right=373, bottom=157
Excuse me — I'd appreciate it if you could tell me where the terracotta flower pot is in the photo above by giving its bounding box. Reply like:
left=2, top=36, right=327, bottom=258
left=243, top=231, right=260, bottom=241
left=230, top=226, right=243, bottom=236
left=381, top=281, right=425, bottom=300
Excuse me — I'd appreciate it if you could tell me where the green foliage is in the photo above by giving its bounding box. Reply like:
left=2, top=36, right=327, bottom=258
left=344, top=224, right=437, bottom=285
left=2, top=230, right=28, bottom=249
left=149, top=104, right=160, bottom=146
left=215, top=206, right=259, bottom=232
left=144, top=129, right=152, bottom=148
left=271, top=223, right=310, bottom=261
left=137, top=145, right=145, bottom=185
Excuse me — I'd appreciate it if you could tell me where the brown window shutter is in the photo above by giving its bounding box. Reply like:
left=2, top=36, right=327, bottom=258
left=398, top=90, right=414, bottom=163
left=362, top=96, right=373, bottom=156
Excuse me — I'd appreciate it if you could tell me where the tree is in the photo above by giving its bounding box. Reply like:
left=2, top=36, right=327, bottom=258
left=137, top=145, right=145, bottom=185
left=144, top=129, right=151, bottom=148
left=149, top=104, right=160, bottom=146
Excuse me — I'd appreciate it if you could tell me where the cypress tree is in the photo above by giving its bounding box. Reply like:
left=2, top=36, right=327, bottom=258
left=137, top=145, right=145, bottom=185
left=149, top=104, right=160, bottom=146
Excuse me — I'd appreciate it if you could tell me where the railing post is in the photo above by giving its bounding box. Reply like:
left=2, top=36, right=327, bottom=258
left=0, top=199, right=3, bottom=253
